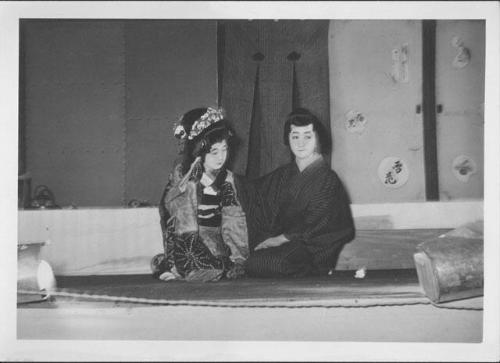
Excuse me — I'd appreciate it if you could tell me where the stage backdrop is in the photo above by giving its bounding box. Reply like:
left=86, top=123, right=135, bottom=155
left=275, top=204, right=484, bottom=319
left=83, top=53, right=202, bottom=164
left=21, top=20, right=218, bottom=207
left=20, top=20, right=483, bottom=207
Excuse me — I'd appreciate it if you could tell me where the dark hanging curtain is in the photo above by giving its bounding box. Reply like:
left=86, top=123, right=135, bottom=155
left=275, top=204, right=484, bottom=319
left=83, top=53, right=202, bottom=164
left=219, top=20, right=331, bottom=177
left=246, top=58, right=263, bottom=178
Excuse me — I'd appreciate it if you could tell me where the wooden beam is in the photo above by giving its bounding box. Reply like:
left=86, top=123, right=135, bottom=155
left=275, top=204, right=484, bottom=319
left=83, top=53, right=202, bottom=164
left=422, top=20, right=439, bottom=200
left=18, top=20, right=26, bottom=175
left=216, top=21, right=225, bottom=106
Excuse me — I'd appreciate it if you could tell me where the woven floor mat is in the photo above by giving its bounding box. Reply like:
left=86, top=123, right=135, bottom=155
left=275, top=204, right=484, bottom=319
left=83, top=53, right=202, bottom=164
left=49, top=269, right=423, bottom=303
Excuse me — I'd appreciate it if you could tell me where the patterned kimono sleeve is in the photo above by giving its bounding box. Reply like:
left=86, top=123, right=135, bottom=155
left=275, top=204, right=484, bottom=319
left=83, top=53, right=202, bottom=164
left=158, top=162, right=185, bottom=269
left=220, top=173, right=250, bottom=262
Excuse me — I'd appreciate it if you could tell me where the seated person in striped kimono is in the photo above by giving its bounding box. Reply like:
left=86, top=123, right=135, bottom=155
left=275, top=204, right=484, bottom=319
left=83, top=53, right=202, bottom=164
left=151, top=107, right=249, bottom=282
left=236, top=108, right=355, bottom=277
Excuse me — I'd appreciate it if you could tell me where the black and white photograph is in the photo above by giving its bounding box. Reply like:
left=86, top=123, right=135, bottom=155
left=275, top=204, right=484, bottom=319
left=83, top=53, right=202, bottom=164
left=1, top=1, right=499, bottom=361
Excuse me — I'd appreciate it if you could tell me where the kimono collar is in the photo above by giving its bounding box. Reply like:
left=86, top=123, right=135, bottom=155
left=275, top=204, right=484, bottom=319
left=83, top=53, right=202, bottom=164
left=201, top=168, right=229, bottom=193
left=293, top=154, right=325, bottom=174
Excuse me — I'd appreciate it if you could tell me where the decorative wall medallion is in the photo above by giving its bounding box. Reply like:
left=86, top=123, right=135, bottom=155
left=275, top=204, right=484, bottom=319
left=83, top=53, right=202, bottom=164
left=345, top=110, right=367, bottom=134
left=391, top=44, right=409, bottom=83
left=451, top=36, right=471, bottom=69
left=378, top=157, right=409, bottom=189
left=452, top=155, right=477, bottom=183
left=399, top=44, right=409, bottom=83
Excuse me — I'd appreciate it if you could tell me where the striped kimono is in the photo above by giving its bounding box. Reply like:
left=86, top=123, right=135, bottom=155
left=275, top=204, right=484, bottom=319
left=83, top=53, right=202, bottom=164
left=235, top=157, right=355, bottom=277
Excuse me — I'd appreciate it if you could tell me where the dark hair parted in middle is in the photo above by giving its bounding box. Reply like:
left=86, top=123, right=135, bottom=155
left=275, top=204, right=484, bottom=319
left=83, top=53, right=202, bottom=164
left=283, top=108, right=331, bottom=155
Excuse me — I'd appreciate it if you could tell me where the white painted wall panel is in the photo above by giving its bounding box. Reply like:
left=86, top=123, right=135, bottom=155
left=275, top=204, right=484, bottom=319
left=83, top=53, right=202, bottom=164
left=18, top=201, right=483, bottom=275
left=329, top=20, right=425, bottom=203
left=18, top=208, right=163, bottom=276
left=435, top=20, right=485, bottom=200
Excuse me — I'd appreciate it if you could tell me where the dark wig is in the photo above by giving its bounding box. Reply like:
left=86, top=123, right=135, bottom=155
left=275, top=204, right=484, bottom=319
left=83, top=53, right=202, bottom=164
left=283, top=108, right=331, bottom=155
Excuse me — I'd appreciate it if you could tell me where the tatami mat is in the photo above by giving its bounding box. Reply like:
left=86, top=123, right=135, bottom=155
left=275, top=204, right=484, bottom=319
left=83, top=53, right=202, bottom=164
left=19, top=269, right=423, bottom=306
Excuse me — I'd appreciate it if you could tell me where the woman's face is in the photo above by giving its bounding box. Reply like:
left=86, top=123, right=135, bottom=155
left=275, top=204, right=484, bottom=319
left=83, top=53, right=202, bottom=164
left=289, top=124, right=318, bottom=160
left=203, top=139, right=228, bottom=172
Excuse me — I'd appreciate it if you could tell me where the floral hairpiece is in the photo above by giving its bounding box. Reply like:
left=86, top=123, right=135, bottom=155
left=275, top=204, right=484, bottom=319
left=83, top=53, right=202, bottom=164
left=173, top=107, right=226, bottom=140
left=173, top=117, right=187, bottom=140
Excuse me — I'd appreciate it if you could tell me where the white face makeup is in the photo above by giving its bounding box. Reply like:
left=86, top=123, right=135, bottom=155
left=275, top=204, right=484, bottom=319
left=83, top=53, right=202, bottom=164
left=203, top=140, right=228, bottom=173
left=289, top=124, right=318, bottom=161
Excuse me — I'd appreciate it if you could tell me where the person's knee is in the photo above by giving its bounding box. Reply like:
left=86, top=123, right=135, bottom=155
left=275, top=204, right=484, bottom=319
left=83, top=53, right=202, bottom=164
left=245, top=243, right=313, bottom=278
left=311, top=242, right=347, bottom=274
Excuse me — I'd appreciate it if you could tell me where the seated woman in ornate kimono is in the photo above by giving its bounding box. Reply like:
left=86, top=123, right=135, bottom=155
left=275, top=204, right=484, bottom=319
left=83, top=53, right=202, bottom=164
left=237, top=108, right=355, bottom=277
left=151, top=107, right=249, bottom=282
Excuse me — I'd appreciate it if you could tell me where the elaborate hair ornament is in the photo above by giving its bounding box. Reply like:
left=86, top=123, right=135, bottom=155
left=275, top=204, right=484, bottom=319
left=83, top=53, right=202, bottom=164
left=173, top=120, right=185, bottom=139
left=188, top=107, right=226, bottom=140
left=173, top=107, right=226, bottom=140
left=173, top=120, right=187, bottom=139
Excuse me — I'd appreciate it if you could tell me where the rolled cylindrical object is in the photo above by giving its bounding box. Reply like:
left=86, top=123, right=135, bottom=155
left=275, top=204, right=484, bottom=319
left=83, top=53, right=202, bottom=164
left=18, top=242, right=56, bottom=303
left=413, top=237, right=483, bottom=303
left=18, top=242, right=44, bottom=291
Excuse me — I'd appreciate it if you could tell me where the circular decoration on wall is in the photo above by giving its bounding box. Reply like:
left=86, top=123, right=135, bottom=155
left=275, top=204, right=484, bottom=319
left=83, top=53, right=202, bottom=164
left=345, top=110, right=367, bottom=134
left=378, top=157, right=410, bottom=189
left=452, top=155, right=477, bottom=183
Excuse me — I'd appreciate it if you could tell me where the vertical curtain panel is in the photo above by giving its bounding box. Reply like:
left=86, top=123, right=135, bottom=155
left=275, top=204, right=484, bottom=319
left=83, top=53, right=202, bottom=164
left=220, top=20, right=331, bottom=177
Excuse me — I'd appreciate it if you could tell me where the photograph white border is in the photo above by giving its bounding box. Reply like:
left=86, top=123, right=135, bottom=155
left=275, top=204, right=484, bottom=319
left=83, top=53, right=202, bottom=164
left=1, top=1, right=499, bottom=361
